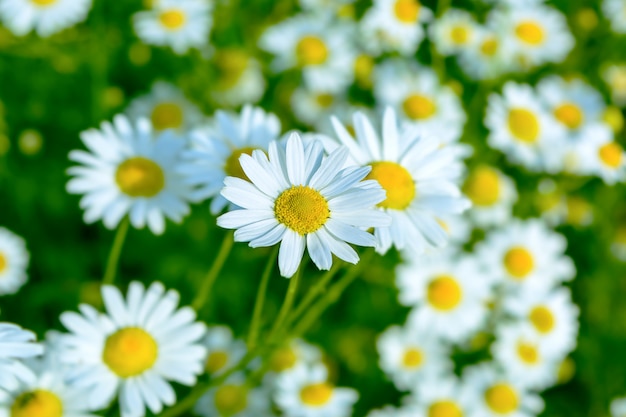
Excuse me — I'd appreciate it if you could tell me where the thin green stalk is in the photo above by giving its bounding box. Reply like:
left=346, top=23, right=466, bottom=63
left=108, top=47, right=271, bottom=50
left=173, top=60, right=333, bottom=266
left=267, top=265, right=302, bottom=341
left=191, top=232, right=234, bottom=311
left=247, top=246, right=279, bottom=349
left=102, top=218, right=130, bottom=285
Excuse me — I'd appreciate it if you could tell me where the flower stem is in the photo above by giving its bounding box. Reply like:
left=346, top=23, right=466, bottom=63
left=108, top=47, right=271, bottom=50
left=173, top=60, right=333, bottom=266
left=267, top=265, right=302, bottom=342
left=102, top=218, right=130, bottom=285
left=247, top=246, right=279, bottom=350
left=191, top=232, right=234, bottom=311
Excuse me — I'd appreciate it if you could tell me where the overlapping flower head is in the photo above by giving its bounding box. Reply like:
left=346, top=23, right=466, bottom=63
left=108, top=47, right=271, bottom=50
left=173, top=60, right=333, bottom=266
left=0, top=0, right=92, bottom=37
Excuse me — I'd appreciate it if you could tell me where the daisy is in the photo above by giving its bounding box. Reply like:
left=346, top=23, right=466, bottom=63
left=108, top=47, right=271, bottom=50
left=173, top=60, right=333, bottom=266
left=133, top=0, right=212, bottom=55
left=210, top=48, right=266, bottom=107
left=322, top=107, right=470, bottom=255
left=462, top=165, right=517, bottom=228
left=403, top=375, right=472, bottom=417
left=202, top=325, right=247, bottom=377
left=265, top=339, right=322, bottom=376
left=0, top=323, right=43, bottom=391
left=216, top=132, right=390, bottom=278
left=603, top=64, right=626, bottom=106
left=66, top=115, right=195, bottom=235
left=0, top=0, right=92, bottom=37
left=458, top=27, right=512, bottom=80
left=194, top=373, right=271, bottom=417
left=578, top=126, right=626, bottom=185
left=428, top=9, right=478, bottom=56
left=274, top=364, right=358, bottom=417
left=612, top=396, right=626, bottom=417
left=179, top=105, right=281, bottom=214
left=59, top=281, right=207, bottom=417
left=291, top=87, right=345, bottom=128
left=0, top=227, right=29, bottom=295
left=603, top=0, right=626, bottom=34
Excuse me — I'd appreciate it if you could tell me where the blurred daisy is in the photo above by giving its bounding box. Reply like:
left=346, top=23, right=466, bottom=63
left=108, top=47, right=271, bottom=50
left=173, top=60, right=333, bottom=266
left=611, top=225, right=626, bottom=262
left=133, top=0, right=212, bottom=55
left=125, top=81, right=204, bottom=132
left=194, top=373, right=271, bottom=417
left=603, top=0, right=626, bottom=34
left=274, top=364, right=358, bottom=417
left=603, top=64, right=626, bottom=106
left=266, top=339, right=323, bottom=376
left=463, top=165, right=517, bottom=228
left=579, top=126, right=626, bottom=185
left=0, top=227, right=29, bottom=295
left=612, top=396, right=626, bottom=417
left=291, top=87, right=345, bottom=128
left=0, top=323, right=43, bottom=391
left=323, top=108, right=470, bottom=254
left=59, top=281, right=207, bottom=417
left=429, top=9, right=478, bottom=56
left=299, top=0, right=356, bottom=17
left=403, top=375, right=472, bottom=417
left=67, top=115, right=194, bottom=235
left=458, top=27, right=511, bottom=80
left=217, top=133, right=389, bottom=278
left=0, top=0, right=92, bottom=37
left=202, top=325, right=247, bottom=377
left=210, top=49, right=266, bottom=107
left=179, top=105, right=281, bottom=214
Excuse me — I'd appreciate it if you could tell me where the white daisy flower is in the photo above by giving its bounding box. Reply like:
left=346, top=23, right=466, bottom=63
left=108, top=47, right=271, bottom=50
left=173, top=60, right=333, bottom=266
left=462, top=165, right=517, bottom=228
left=0, top=0, right=92, bottom=37
left=125, top=81, right=204, bottom=133
left=612, top=396, right=626, bottom=417
left=194, top=373, right=271, bottom=417
left=376, top=324, right=452, bottom=391
left=66, top=115, right=194, bottom=235
left=216, top=132, right=389, bottom=278
left=265, top=339, right=323, bottom=376
left=210, top=49, right=266, bottom=107
left=133, top=0, right=212, bottom=55
left=59, top=281, right=207, bottom=417
left=274, top=364, right=358, bottom=417
left=458, top=27, right=513, bottom=80
left=202, top=325, right=247, bottom=377
left=403, top=375, right=472, bottom=417
left=603, top=0, right=626, bottom=34
left=322, top=107, right=470, bottom=255
left=0, top=323, right=43, bottom=391
left=428, top=9, right=478, bottom=56
left=179, top=105, right=281, bottom=214
left=291, top=87, right=346, bottom=128
left=578, top=125, right=626, bottom=185
left=0, top=227, right=29, bottom=295
left=603, top=64, right=626, bottom=106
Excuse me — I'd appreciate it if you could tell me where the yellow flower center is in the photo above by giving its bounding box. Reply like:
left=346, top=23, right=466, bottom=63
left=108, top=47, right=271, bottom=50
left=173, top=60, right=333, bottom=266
left=450, top=26, right=470, bottom=45
left=394, top=0, right=421, bottom=23
left=503, top=247, right=534, bottom=279
left=31, top=0, right=57, bottom=6
left=485, top=384, right=519, bottom=414
left=115, top=157, right=165, bottom=198
left=517, top=342, right=540, bottom=365
left=554, top=103, right=583, bottom=129
left=296, top=36, right=328, bottom=66
left=269, top=347, right=298, bottom=372
left=224, top=147, right=257, bottom=181
left=0, top=253, right=7, bottom=274
left=428, top=400, right=463, bottom=417
left=159, top=10, right=187, bottom=30
left=315, top=93, right=334, bottom=108
left=463, top=166, right=500, bottom=206
left=215, top=49, right=249, bottom=89
left=354, top=54, right=374, bottom=86
left=274, top=186, right=330, bottom=235
left=205, top=350, right=229, bottom=374
left=402, top=347, right=423, bottom=368
left=480, top=38, right=499, bottom=56
left=151, top=102, right=184, bottom=131
left=214, top=384, right=248, bottom=416
left=366, top=161, right=415, bottom=210
left=515, top=21, right=545, bottom=45
left=11, top=390, right=63, bottom=417
left=507, top=108, right=540, bottom=143
left=529, top=305, right=555, bottom=334
left=402, top=94, right=437, bottom=120
left=427, top=275, right=462, bottom=311
left=102, top=327, right=158, bottom=378
left=602, top=106, right=624, bottom=133
left=300, top=383, right=333, bottom=407
left=599, top=142, right=623, bottom=168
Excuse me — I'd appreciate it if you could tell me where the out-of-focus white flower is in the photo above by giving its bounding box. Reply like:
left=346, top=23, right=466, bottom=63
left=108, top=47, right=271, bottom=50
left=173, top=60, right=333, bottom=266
left=0, top=227, right=29, bottom=295
left=429, top=9, right=478, bottom=56
left=463, top=166, right=517, bottom=228
left=0, top=0, right=92, bottom=37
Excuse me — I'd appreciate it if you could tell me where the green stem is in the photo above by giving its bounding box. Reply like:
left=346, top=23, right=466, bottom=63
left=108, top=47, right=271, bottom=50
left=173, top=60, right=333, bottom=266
left=102, top=218, right=130, bottom=285
left=247, top=246, right=279, bottom=350
left=267, top=265, right=302, bottom=341
left=191, top=232, right=234, bottom=311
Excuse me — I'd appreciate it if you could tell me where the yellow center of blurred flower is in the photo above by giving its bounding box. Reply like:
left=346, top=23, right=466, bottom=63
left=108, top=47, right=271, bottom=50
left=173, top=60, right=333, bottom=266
left=296, top=36, right=328, bottom=66
left=31, top=0, right=57, bottom=6
left=269, top=347, right=298, bottom=372
left=480, top=38, right=498, bottom=56
left=503, top=247, right=534, bottom=279
left=354, top=54, right=374, bottom=86
left=275, top=186, right=330, bottom=235
left=463, top=166, right=500, bottom=206
left=517, top=342, right=540, bottom=365
left=215, top=49, right=249, bottom=89
left=11, top=390, right=63, bottom=417
left=515, top=21, right=545, bottom=45
left=0, top=253, right=7, bottom=274
left=103, top=327, right=158, bottom=377
left=599, top=142, right=623, bottom=168
left=508, top=108, right=539, bottom=143
left=151, top=102, right=184, bottom=131
left=427, top=275, right=462, bottom=311
left=224, top=147, right=257, bottom=181
left=366, top=161, right=415, bottom=210
left=300, top=383, right=333, bottom=407
left=205, top=350, right=229, bottom=374
left=116, top=157, right=165, bottom=198
left=485, top=384, right=518, bottom=414
left=214, top=384, right=248, bottom=416
left=450, top=26, right=470, bottom=45
left=428, top=400, right=463, bottom=417
left=603, top=106, right=624, bottom=133
left=403, top=94, right=437, bottom=120
left=394, top=0, right=421, bottom=23
left=554, top=102, right=583, bottom=129
left=315, top=93, right=334, bottom=108
left=159, top=10, right=186, bottom=30
left=529, top=305, right=555, bottom=334
left=402, top=347, right=423, bottom=368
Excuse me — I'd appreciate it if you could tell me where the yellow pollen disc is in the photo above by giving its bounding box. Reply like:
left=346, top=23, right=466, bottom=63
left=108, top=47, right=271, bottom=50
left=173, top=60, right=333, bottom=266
left=274, top=186, right=330, bottom=235
left=427, top=275, right=462, bottom=311
left=215, top=49, right=249, bottom=89
left=116, top=157, right=165, bottom=198
left=554, top=103, right=583, bottom=129
left=402, top=347, right=423, bottom=368
left=11, top=390, right=63, bottom=417
left=296, top=36, right=328, bottom=66
left=366, top=161, right=415, bottom=210
left=403, top=94, right=437, bottom=120
left=481, top=38, right=498, bottom=56
left=0, top=253, right=7, bottom=274
left=159, top=10, right=186, bottom=30
left=315, top=93, right=334, bottom=108
left=103, top=327, right=158, bottom=378
left=529, top=305, right=555, bottom=334
left=463, top=166, right=501, bottom=207
left=515, top=21, right=545, bottom=45
left=602, top=106, right=624, bottom=133
left=205, top=351, right=229, bottom=374
left=507, top=108, right=540, bottom=143
left=151, top=102, right=184, bottom=131
left=599, top=142, right=623, bottom=168
left=300, top=383, right=333, bottom=407
left=31, top=0, right=57, bottom=6
left=503, top=247, right=534, bottom=279
left=214, top=384, right=248, bottom=416
left=517, top=341, right=540, bottom=365
left=394, top=0, right=421, bottom=23
left=450, top=26, right=470, bottom=45
left=485, top=384, right=519, bottom=414
left=269, top=347, right=298, bottom=372
left=354, top=54, right=374, bottom=86
left=224, top=147, right=257, bottom=181
left=428, top=400, right=463, bottom=417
